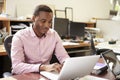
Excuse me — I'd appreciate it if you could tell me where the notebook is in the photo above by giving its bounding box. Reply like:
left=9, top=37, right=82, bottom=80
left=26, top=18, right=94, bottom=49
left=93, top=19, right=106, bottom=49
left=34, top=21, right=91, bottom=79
left=101, top=50, right=120, bottom=79
left=40, top=55, right=100, bottom=80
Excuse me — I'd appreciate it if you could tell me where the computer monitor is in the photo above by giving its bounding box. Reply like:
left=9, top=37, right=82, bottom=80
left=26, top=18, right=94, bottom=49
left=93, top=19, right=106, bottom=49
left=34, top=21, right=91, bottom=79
left=70, top=21, right=86, bottom=39
left=54, top=18, right=69, bottom=39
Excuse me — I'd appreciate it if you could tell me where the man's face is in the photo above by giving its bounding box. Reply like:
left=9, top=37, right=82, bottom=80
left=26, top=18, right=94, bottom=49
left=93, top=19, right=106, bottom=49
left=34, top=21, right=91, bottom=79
left=33, top=11, right=53, bottom=37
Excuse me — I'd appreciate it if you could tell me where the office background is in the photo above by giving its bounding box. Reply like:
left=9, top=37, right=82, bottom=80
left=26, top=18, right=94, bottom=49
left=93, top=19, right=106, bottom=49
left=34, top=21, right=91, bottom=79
left=4, top=0, right=120, bottom=41
left=1, top=0, right=120, bottom=79
left=6, top=0, right=110, bottom=22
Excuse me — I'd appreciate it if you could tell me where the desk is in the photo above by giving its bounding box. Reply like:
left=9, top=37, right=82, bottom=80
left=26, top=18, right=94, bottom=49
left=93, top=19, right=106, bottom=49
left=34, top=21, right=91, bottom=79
left=0, top=19, right=32, bottom=34
left=0, top=72, right=114, bottom=80
left=0, top=45, right=6, bottom=56
left=96, top=41, right=120, bottom=54
left=63, top=42, right=91, bottom=55
left=0, top=42, right=91, bottom=56
left=63, top=42, right=90, bottom=49
left=0, top=58, right=115, bottom=80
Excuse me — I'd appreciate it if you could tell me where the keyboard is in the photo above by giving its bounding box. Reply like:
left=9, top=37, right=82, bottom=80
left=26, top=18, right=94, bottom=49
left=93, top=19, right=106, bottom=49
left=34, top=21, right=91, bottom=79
left=40, top=71, right=108, bottom=80
left=40, top=71, right=59, bottom=80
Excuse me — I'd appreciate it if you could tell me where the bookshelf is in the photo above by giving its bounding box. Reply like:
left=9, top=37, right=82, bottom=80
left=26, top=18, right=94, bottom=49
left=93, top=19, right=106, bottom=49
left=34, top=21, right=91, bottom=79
left=0, top=0, right=6, bottom=13
left=0, top=18, right=32, bottom=34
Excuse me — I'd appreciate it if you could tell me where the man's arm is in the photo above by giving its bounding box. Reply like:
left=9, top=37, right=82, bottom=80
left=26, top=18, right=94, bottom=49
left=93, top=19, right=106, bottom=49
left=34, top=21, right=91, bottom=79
left=54, top=32, right=70, bottom=64
left=11, top=35, right=40, bottom=74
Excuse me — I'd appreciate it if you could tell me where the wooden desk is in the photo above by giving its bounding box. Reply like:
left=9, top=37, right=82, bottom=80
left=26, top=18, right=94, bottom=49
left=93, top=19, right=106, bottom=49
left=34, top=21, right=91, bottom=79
left=0, top=58, right=116, bottom=80
left=0, top=45, right=6, bottom=56
left=0, top=42, right=91, bottom=56
left=2, top=72, right=113, bottom=80
left=63, top=42, right=91, bottom=49
left=0, top=68, right=115, bottom=80
left=0, top=70, right=115, bottom=80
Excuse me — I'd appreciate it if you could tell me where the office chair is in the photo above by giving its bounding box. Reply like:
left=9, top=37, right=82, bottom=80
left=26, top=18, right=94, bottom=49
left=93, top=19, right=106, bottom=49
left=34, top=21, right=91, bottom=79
left=2, top=35, right=59, bottom=77
left=85, top=31, right=110, bottom=55
left=3, top=35, right=13, bottom=77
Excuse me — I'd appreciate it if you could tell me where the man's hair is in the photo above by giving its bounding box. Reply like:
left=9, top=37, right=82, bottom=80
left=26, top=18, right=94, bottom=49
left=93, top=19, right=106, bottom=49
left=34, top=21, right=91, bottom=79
left=33, top=5, right=53, bottom=16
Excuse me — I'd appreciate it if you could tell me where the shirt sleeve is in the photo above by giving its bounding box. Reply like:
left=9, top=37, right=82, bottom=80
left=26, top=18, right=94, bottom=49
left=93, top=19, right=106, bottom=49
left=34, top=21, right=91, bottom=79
left=11, top=35, right=41, bottom=74
left=54, top=32, right=70, bottom=64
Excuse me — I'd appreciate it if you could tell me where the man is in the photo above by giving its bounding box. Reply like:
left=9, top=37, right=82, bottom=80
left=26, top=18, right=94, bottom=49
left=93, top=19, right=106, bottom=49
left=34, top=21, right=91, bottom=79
left=11, top=5, right=70, bottom=74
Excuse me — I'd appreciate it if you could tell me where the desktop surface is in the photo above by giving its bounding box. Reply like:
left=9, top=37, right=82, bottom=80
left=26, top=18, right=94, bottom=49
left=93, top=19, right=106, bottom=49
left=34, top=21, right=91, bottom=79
left=0, top=58, right=115, bottom=80
left=96, top=41, right=120, bottom=54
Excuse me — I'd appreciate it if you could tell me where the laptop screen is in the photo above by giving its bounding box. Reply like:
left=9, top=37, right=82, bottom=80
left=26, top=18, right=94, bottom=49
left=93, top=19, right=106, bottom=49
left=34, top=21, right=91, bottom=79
left=101, top=50, right=120, bottom=76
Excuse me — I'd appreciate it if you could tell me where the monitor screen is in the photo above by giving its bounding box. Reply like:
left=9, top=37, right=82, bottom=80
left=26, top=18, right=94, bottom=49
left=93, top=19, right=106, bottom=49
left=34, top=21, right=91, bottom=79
left=54, top=18, right=69, bottom=38
left=70, top=21, right=85, bottom=39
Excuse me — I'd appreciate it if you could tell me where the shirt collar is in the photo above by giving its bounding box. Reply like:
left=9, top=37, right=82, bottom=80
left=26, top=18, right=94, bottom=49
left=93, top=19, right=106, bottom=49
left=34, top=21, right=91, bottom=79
left=30, top=26, right=51, bottom=38
left=30, top=26, right=37, bottom=37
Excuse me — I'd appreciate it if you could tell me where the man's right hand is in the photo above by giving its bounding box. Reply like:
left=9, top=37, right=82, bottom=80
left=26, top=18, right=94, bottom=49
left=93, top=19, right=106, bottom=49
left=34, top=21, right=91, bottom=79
left=40, top=63, right=62, bottom=73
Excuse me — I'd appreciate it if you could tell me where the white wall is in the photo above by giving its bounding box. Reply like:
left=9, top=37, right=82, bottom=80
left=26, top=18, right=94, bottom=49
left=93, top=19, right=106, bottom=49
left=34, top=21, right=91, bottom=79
left=6, top=0, right=111, bottom=22
left=96, top=19, right=120, bottom=41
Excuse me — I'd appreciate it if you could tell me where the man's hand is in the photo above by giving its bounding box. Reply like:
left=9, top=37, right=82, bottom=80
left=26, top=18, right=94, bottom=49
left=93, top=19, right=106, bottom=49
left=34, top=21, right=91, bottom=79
left=40, top=63, right=62, bottom=73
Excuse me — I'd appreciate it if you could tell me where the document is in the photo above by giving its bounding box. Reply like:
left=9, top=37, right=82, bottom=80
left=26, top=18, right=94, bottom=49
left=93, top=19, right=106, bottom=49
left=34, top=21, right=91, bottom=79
left=0, top=77, right=17, bottom=80
left=62, top=42, right=79, bottom=46
left=79, top=75, right=108, bottom=80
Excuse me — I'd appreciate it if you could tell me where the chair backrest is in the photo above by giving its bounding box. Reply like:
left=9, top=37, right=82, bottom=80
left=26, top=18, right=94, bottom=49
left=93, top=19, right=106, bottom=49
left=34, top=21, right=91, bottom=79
left=4, top=35, right=13, bottom=59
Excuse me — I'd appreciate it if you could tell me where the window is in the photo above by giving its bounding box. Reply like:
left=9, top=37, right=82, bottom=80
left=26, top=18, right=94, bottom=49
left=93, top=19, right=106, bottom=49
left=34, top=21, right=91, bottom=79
left=111, top=0, right=120, bottom=11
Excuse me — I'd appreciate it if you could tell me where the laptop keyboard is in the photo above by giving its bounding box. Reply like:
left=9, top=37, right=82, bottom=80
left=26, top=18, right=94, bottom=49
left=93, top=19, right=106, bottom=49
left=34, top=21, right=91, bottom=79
left=40, top=72, right=108, bottom=80
left=40, top=71, right=59, bottom=80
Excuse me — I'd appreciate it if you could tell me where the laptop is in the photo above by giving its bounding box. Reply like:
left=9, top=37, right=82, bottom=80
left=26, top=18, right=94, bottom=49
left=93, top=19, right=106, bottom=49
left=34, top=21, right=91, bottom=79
left=40, top=55, right=100, bottom=80
left=101, top=50, right=120, bottom=80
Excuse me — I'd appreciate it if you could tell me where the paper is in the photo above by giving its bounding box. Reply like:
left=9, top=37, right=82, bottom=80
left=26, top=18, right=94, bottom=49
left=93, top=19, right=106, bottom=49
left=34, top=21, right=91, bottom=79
left=79, top=75, right=108, bottom=80
left=0, top=77, right=17, bottom=80
left=62, top=42, right=79, bottom=46
left=40, top=71, right=58, bottom=80
left=94, top=63, right=107, bottom=70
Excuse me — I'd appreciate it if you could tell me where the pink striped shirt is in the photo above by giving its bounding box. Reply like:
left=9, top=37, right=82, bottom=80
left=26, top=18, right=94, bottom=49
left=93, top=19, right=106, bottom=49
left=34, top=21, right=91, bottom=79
left=11, top=26, right=70, bottom=74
